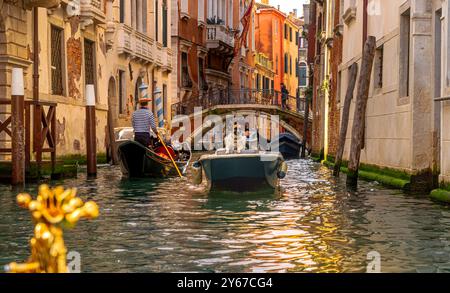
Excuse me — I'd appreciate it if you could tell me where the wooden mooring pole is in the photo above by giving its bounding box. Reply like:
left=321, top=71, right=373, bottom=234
left=301, top=96, right=310, bottom=158
left=347, top=36, right=376, bottom=187
left=333, top=62, right=358, bottom=176
left=11, top=68, right=25, bottom=185
left=86, top=85, right=97, bottom=177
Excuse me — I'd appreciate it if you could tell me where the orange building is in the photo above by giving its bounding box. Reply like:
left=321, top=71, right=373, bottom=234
left=172, top=0, right=236, bottom=114
left=255, top=1, right=286, bottom=92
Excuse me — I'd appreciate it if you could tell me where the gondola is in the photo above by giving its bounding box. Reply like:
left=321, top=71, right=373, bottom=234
left=271, top=133, right=302, bottom=160
left=115, top=128, right=191, bottom=178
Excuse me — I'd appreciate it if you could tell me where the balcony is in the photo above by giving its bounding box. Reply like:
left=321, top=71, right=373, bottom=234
left=206, top=25, right=235, bottom=56
left=161, top=48, right=173, bottom=73
left=23, top=0, right=61, bottom=9
left=255, top=53, right=273, bottom=70
left=117, top=24, right=154, bottom=64
left=80, top=0, right=107, bottom=26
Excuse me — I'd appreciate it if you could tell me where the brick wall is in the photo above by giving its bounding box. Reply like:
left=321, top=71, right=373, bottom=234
left=328, top=0, right=342, bottom=157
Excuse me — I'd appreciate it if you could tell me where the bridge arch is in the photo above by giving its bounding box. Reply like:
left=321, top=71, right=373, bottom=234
left=171, top=103, right=312, bottom=150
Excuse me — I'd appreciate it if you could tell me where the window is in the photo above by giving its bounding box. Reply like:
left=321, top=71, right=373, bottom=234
left=299, top=62, right=307, bottom=87
left=181, top=0, right=189, bottom=17
left=198, top=57, right=206, bottom=90
left=119, top=70, right=126, bottom=114
left=51, top=25, right=64, bottom=96
left=374, top=45, right=384, bottom=89
left=339, top=0, right=345, bottom=22
left=295, top=31, right=299, bottom=45
left=228, top=0, right=233, bottom=27
left=162, top=0, right=168, bottom=47
left=295, top=58, right=298, bottom=77
left=400, top=8, right=410, bottom=97
left=284, top=24, right=288, bottom=39
left=289, top=27, right=292, bottom=42
left=142, top=0, right=147, bottom=33
left=84, top=39, right=96, bottom=93
left=181, top=52, right=192, bottom=88
left=284, top=53, right=288, bottom=73
left=289, top=56, right=292, bottom=75
left=198, top=0, right=205, bottom=23
left=155, top=0, right=159, bottom=42
left=120, top=0, right=125, bottom=23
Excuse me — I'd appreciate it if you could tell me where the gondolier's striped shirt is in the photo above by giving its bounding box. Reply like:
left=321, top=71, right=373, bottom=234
left=132, top=108, right=158, bottom=134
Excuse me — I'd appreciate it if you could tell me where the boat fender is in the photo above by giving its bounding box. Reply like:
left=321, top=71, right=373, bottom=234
left=277, top=161, right=288, bottom=179
left=192, top=161, right=203, bottom=185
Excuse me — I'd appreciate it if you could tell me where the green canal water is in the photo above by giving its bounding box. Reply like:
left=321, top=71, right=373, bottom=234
left=1, top=159, right=450, bottom=273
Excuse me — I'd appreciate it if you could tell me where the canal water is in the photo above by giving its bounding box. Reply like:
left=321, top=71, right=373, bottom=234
left=1, top=158, right=450, bottom=273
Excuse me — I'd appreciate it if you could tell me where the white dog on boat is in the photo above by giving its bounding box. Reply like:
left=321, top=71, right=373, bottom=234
left=225, top=132, right=247, bottom=154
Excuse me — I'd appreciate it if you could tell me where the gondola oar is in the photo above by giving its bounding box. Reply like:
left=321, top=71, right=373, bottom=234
left=157, top=133, right=183, bottom=178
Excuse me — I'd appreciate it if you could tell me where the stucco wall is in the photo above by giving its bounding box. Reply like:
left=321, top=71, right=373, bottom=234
left=339, top=0, right=415, bottom=172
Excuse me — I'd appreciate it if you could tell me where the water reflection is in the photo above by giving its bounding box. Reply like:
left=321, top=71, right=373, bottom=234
left=1, top=159, right=450, bottom=272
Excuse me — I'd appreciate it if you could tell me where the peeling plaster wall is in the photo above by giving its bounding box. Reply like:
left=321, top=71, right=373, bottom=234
left=22, top=7, right=109, bottom=157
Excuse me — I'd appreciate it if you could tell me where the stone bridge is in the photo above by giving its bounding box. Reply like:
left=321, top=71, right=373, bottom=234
left=171, top=102, right=312, bottom=149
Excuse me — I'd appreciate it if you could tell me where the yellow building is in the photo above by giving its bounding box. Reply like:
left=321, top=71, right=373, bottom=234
left=282, top=12, right=301, bottom=111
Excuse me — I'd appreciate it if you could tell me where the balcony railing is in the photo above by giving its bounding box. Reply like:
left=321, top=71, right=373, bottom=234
left=80, top=0, right=106, bottom=25
left=161, top=47, right=173, bottom=72
left=117, top=24, right=154, bottom=63
left=172, top=89, right=308, bottom=116
left=206, top=25, right=235, bottom=49
left=255, top=53, right=273, bottom=70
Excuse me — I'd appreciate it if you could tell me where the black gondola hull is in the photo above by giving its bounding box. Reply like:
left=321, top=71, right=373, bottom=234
left=118, top=141, right=188, bottom=178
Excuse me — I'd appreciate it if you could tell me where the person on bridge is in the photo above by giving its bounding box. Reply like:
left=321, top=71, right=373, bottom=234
left=132, top=97, right=159, bottom=148
left=281, top=83, right=289, bottom=110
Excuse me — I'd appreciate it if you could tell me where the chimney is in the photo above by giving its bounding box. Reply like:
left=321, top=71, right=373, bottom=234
left=277, top=5, right=280, bottom=10
left=261, top=0, right=269, bottom=4
left=293, top=9, right=297, bottom=17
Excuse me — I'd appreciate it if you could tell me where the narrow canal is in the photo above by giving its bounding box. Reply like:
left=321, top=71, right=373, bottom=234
left=1, top=158, right=450, bottom=273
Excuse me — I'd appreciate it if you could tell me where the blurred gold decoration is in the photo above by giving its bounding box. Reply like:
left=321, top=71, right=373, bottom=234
left=6, top=185, right=99, bottom=273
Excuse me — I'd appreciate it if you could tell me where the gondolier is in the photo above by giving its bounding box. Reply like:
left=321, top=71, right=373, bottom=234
left=132, top=95, right=159, bottom=148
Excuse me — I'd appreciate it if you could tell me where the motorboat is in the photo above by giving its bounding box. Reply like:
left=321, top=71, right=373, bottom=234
left=192, top=149, right=287, bottom=192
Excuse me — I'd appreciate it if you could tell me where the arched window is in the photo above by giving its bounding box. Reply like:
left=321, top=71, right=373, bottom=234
left=299, top=62, right=308, bottom=87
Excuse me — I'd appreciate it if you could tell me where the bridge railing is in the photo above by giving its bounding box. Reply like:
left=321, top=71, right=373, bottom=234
left=172, top=88, right=306, bottom=116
